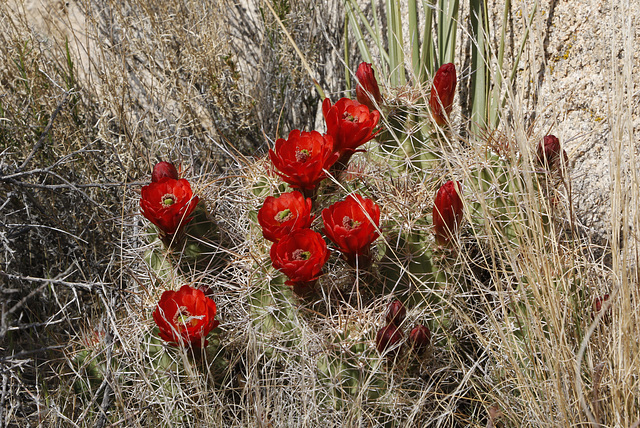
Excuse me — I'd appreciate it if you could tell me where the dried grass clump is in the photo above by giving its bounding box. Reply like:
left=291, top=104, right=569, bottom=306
left=1, top=0, right=639, bottom=427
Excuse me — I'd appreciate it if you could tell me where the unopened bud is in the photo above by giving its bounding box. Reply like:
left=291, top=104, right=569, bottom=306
left=592, top=294, right=611, bottom=321
left=536, top=135, right=568, bottom=170
left=355, top=62, right=382, bottom=111
left=430, top=63, right=457, bottom=126
left=408, top=325, right=431, bottom=353
left=386, top=300, right=406, bottom=326
left=152, top=161, right=179, bottom=182
left=376, top=324, right=404, bottom=357
left=433, top=181, right=463, bottom=246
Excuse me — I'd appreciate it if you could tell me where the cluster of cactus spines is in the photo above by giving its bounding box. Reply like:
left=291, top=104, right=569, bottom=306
left=136, top=162, right=230, bottom=402
left=125, top=50, right=574, bottom=420
left=71, top=160, right=234, bottom=424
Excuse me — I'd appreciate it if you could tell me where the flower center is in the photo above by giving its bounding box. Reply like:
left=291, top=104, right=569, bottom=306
left=342, top=216, right=361, bottom=230
left=292, top=249, right=311, bottom=261
left=275, top=208, right=293, bottom=223
left=295, top=149, right=311, bottom=163
left=173, top=306, right=203, bottom=329
left=161, top=193, right=177, bottom=207
left=342, top=112, right=358, bottom=122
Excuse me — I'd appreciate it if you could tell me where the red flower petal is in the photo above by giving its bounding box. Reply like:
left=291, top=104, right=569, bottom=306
left=323, top=98, right=380, bottom=156
left=355, top=62, right=382, bottom=111
left=140, top=178, right=199, bottom=236
left=258, top=191, right=314, bottom=242
left=430, top=63, right=457, bottom=126
left=269, top=130, right=337, bottom=191
left=433, top=181, right=463, bottom=246
left=322, top=194, right=380, bottom=256
left=270, top=229, right=329, bottom=285
left=152, top=285, right=218, bottom=348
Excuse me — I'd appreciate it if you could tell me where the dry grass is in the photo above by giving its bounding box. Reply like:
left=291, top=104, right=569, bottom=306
left=1, top=0, right=638, bottom=427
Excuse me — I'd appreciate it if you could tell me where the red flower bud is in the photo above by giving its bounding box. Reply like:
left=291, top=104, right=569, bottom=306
left=376, top=323, right=404, bottom=357
left=537, top=135, right=568, bottom=170
left=355, top=62, right=382, bottom=111
left=386, top=300, right=406, bottom=326
left=433, top=181, right=463, bottom=246
left=592, top=294, right=611, bottom=321
left=152, top=285, right=219, bottom=347
left=151, top=161, right=179, bottom=183
left=322, top=194, right=380, bottom=267
left=269, top=130, right=338, bottom=192
left=140, top=178, right=199, bottom=237
left=323, top=97, right=380, bottom=167
left=408, top=325, right=431, bottom=353
left=430, top=63, right=457, bottom=126
left=258, top=191, right=314, bottom=242
left=270, top=228, right=330, bottom=287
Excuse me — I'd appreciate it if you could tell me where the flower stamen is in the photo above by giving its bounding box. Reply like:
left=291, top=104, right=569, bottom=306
left=161, top=193, right=177, bottom=207
left=275, top=209, right=293, bottom=223
left=292, top=249, right=311, bottom=260
left=342, top=112, right=358, bottom=122
left=342, top=216, right=361, bottom=230
left=295, top=149, right=311, bottom=162
left=173, top=306, right=204, bottom=329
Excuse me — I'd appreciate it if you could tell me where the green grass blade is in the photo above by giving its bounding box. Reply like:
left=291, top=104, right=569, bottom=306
left=370, top=0, right=389, bottom=77
left=420, top=0, right=436, bottom=81
left=437, top=0, right=459, bottom=66
left=345, top=0, right=373, bottom=64
left=489, top=0, right=510, bottom=127
left=469, top=0, right=490, bottom=134
left=408, top=0, right=421, bottom=79
left=503, top=2, right=537, bottom=112
left=344, top=16, right=351, bottom=92
left=346, top=0, right=390, bottom=68
left=387, top=0, right=406, bottom=87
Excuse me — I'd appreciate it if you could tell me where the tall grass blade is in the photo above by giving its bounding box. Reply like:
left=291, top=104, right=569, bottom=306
left=489, top=0, right=510, bottom=128
left=262, top=0, right=326, bottom=99
left=386, top=0, right=405, bottom=87
left=408, top=0, right=421, bottom=79
left=437, top=0, right=459, bottom=67
left=469, top=0, right=490, bottom=135
left=345, top=0, right=373, bottom=65
left=420, top=0, right=436, bottom=81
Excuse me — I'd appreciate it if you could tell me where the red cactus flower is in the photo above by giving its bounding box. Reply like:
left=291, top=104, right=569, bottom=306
left=537, top=134, right=568, bottom=169
left=269, top=129, right=338, bottom=193
left=355, top=62, right=382, bottom=111
left=376, top=323, right=404, bottom=357
left=322, top=97, right=380, bottom=166
left=386, top=300, right=407, bottom=326
left=322, top=194, right=380, bottom=267
left=270, top=228, right=330, bottom=287
left=430, top=63, right=457, bottom=126
left=152, top=161, right=179, bottom=183
left=140, top=178, right=199, bottom=237
left=433, top=181, right=463, bottom=246
left=152, top=285, right=219, bottom=347
left=258, top=191, right=314, bottom=243
left=408, top=325, right=431, bottom=353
